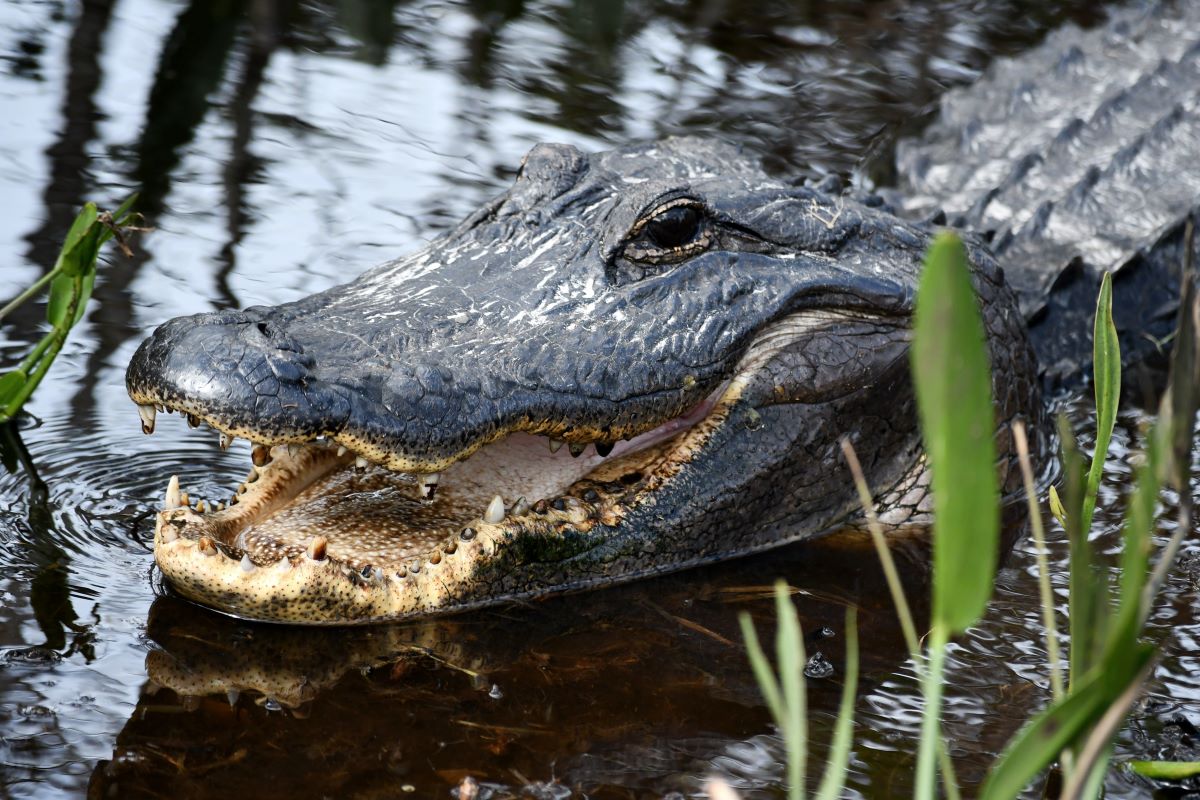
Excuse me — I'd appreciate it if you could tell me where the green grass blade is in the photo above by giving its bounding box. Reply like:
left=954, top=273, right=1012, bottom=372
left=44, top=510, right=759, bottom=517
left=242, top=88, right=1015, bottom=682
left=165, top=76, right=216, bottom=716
left=915, top=627, right=949, bottom=800
left=814, top=608, right=859, bottom=800
left=1081, top=272, right=1119, bottom=537
left=739, top=612, right=786, bottom=726
left=1048, top=484, right=1068, bottom=529
left=911, top=232, right=1000, bottom=634
left=981, top=643, right=1154, bottom=800
left=774, top=581, right=807, bottom=800
left=1129, top=761, right=1200, bottom=780
left=1059, top=416, right=1106, bottom=687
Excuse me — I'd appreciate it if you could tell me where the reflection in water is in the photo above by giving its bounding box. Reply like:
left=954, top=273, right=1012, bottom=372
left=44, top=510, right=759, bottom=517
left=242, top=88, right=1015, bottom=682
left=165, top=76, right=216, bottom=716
left=89, top=536, right=928, bottom=798
left=0, top=0, right=1190, bottom=798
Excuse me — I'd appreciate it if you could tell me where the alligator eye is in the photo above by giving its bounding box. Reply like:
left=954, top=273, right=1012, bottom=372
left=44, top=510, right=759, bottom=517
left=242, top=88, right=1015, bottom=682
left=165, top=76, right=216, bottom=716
left=645, top=205, right=702, bottom=249
left=623, top=199, right=712, bottom=266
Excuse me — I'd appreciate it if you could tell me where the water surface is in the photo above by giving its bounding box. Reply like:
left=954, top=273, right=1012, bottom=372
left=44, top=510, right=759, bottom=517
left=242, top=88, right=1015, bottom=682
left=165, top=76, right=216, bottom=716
left=3, top=1, right=1196, bottom=798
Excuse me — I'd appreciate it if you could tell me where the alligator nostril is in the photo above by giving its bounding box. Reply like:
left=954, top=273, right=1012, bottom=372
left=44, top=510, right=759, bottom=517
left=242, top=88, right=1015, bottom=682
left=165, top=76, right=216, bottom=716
left=256, top=322, right=270, bottom=337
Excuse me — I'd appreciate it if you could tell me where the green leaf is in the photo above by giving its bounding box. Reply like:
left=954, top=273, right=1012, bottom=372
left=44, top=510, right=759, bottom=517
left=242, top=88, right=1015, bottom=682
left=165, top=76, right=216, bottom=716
left=981, top=644, right=1154, bottom=800
left=739, top=612, right=785, bottom=728
left=46, top=274, right=76, bottom=327
left=1059, top=416, right=1107, bottom=686
left=56, top=203, right=99, bottom=277
left=1128, top=761, right=1200, bottom=780
left=1082, top=272, right=1119, bottom=536
left=71, top=270, right=96, bottom=326
left=911, top=232, right=999, bottom=633
left=774, top=581, right=807, bottom=800
left=0, top=370, right=27, bottom=407
left=1109, top=456, right=1159, bottom=661
left=1048, top=484, right=1068, bottom=529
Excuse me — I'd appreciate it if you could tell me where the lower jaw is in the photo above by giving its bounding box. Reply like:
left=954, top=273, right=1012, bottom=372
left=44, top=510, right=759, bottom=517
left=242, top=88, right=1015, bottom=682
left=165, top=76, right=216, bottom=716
left=152, top=385, right=739, bottom=624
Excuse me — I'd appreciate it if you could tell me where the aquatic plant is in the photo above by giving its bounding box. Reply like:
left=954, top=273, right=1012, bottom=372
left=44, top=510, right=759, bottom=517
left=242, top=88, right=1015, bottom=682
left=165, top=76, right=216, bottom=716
left=736, top=227, right=1200, bottom=799
left=0, top=197, right=139, bottom=423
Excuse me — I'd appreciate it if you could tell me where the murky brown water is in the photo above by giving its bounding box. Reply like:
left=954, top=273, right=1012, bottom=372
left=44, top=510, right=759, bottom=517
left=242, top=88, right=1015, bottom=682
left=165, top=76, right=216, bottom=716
left=3, top=1, right=1196, bottom=798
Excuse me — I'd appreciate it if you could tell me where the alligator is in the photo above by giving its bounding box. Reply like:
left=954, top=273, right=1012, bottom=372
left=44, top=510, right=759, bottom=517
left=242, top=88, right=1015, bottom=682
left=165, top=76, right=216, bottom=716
left=126, top=2, right=1200, bottom=624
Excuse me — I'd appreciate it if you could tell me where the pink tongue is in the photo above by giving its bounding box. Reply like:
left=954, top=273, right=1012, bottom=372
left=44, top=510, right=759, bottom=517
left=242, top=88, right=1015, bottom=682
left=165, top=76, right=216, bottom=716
left=607, top=382, right=728, bottom=460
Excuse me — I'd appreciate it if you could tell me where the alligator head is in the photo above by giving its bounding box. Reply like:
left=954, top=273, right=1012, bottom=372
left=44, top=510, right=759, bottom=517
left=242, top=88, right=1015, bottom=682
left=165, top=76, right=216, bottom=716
left=126, top=137, right=1041, bottom=624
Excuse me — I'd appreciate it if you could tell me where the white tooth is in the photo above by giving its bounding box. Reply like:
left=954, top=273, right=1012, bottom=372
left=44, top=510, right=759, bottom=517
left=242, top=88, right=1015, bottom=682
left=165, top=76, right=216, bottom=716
left=276, top=558, right=292, bottom=572
left=165, top=475, right=181, bottom=510
left=196, top=499, right=207, bottom=514
left=219, top=433, right=234, bottom=451
left=337, top=446, right=348, bottom=457
left=511, top=496, right=531, bottom=516
left=484, top=495, right=505, bottom=524
left=227, top=689, right=240, bottom=707
left=138, top=404, right=156, bottom=434
left=180, top=491, right=190, bottom=508
left=355, top=456, right=369, bottom=470
left=160, top=525, right=178, bottom=543
left=240, top=554, right=255, bottom=573
left=417, top=472, right=440, bottom=498
left=216, top=501, right=225, bottom=512
left=548, top=438, right=564, bottom=454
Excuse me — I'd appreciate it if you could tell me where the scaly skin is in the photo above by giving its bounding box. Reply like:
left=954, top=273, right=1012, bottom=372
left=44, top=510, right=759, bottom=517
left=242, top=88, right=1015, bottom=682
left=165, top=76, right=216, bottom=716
left=128, top=137, right=1045, bottom=624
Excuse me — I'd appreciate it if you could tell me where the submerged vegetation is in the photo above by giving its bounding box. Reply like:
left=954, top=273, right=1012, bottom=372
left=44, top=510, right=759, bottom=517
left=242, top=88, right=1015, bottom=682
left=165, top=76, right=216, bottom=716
left=0, top=197, right=139, bottom=424
left=735, top=228, right=1200, bottom=798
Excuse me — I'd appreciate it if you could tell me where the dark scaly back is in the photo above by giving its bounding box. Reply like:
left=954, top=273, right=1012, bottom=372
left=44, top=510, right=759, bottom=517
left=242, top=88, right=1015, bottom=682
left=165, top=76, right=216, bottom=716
left=893, top=1, right=1200, bottom=391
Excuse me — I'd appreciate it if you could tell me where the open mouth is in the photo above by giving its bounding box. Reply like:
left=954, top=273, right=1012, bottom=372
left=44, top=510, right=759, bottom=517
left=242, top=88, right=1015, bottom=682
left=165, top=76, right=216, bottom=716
left=139, top=375, right=740, bottom=624
left=130, top=306, right=911, bottom=624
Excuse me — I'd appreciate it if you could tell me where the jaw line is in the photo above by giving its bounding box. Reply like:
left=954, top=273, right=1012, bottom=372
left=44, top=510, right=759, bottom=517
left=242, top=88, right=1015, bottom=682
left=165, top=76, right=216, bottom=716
left=144, top=307, right=900, bottom=623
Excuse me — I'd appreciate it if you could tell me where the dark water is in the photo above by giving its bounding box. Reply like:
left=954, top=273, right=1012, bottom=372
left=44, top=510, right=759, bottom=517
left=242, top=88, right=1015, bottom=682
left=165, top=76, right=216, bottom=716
left=2, top=1, right=1196, bottom=798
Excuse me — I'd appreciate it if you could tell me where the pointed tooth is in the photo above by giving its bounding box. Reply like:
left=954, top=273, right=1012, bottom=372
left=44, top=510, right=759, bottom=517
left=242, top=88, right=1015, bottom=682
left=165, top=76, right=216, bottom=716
left=219, top=433, right=234, bottom=451
left=164, top=475, right=181, bottom=510
left=483, top=495, right=505, bottom=524
left=239, top=554, right=255, bottom=572
left=195, top=499, right=207, bottom=514
left=417, top=472, right=440, bottom=499
left=337, top=446, right=348, bottom=457
left=568, top=442, right=585, bottom=458
left=160, top=524, right=178, bottom=543
left=511, top=496, right=531, bottom=516
left=197, top=536, right=217, bottom=557
left=138, top=404, right=156, bottom=435
left=307, top=536, right=328, bottom=561
left=594, top=441, right=614, bottom=457
left=216, top=501, right=225, bottom=512
left=355, top=456, right=369, bottom=470
left=548, top=438, right=564, bottom=454
left=226, top=689, right=240, bottom=707
left=179, top=491, right=190, bottom=508
left=251, top=445, right=272, bottom=467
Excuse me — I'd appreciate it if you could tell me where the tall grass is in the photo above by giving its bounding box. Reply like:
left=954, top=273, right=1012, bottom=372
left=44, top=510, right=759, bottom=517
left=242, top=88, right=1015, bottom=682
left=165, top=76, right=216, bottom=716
left=736, top=227, right=1200, bottom=799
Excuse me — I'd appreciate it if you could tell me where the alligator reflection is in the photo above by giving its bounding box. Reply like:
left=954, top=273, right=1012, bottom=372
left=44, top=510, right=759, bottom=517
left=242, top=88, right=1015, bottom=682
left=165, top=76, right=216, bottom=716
left=88, top=533, right=936, bottom=798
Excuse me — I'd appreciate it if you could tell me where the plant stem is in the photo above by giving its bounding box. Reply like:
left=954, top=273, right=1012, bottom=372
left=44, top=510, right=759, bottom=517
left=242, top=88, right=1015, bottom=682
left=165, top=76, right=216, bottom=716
left=915, top=626, right=948, bottom=800
left=840, top=438, right=921, bottom=657
left=1013, top=421, right=1065, bottom=701
left=0, top=269, right=57, bottom=323
left=3, top=279, right=79, bottom=419
left=841, top=437, right=962, bottom=798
